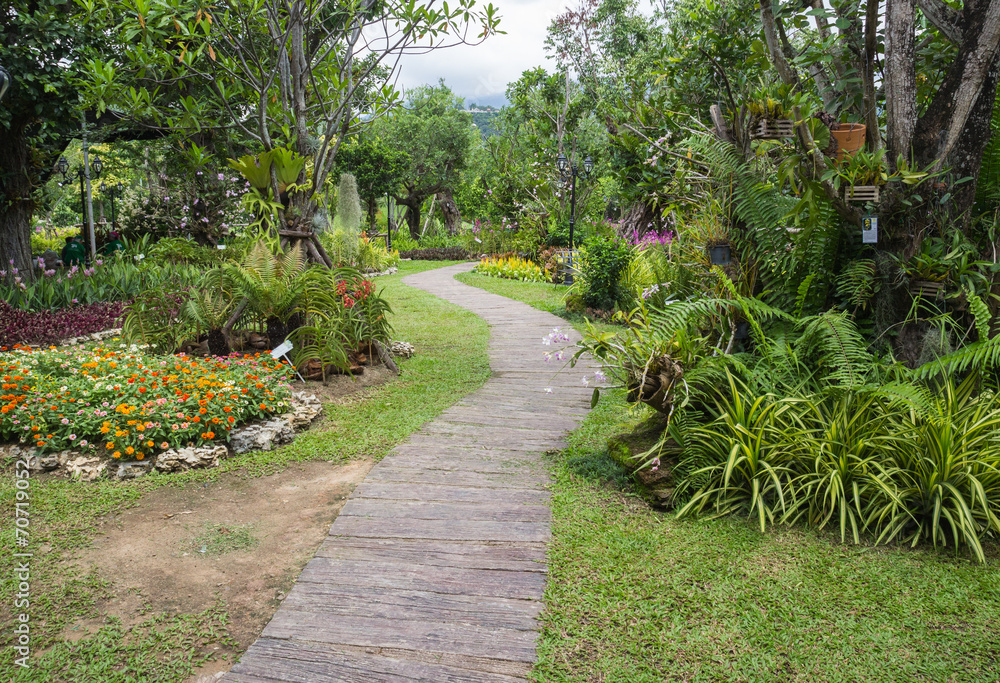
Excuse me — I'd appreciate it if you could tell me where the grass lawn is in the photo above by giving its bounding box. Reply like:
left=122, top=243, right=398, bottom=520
left=0, top=259, right=491, bottom=681
left=457, top=271, right=1000, bottom=682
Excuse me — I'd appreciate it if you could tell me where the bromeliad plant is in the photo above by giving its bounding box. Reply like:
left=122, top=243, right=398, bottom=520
left=0, top=344, right=293, bottom=462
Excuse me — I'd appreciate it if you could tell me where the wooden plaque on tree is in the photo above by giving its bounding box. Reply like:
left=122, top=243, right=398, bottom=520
left=846, top=185, right=880, bottom=203
left=752, top=119, right=794, bottom=140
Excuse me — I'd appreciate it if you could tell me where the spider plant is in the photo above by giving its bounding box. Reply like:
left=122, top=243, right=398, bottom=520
left=871, top=374, right=1000, bottom=562
left=676, top=372, right=804, bottom=531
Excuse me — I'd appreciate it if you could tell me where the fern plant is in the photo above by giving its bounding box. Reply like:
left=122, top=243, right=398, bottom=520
left=226, top=241, right=308, bottom=348
left=183, top=268, right=235, bottom=356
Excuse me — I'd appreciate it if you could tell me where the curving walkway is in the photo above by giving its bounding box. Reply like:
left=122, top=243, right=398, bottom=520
left=222, top=263, right=594, bottom=682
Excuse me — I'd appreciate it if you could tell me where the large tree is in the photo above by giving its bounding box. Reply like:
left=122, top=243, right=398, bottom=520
left=380, top=84, right=478, bottom=238
left=83, top=0, right=501, bottom=233
left=754, top=0, right=1000, bottom=250
left=0, top=0, right=112, bottom=279
left=336, top=138, right=408, bottom=231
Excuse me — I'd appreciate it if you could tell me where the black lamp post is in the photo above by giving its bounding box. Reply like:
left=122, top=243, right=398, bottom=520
left=557, top=153, right=593, bottom=282
left=99, top=180, right=121, bottom=226
left=57, top=155, right=102, bottom=238
left=0, top=66, right=11, bottom=102
left=385, top=193, right=393, bottom=251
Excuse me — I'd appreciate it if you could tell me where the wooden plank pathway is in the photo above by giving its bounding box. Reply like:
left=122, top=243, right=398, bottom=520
left=223, top=263, right=594, bottom=682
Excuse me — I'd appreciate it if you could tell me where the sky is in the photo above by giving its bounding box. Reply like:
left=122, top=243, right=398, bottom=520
left=393, top=0, right=573, bottom=108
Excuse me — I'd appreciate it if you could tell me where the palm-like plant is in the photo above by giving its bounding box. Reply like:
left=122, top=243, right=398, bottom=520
left=226, top=241, right=308, bottom=348
left=872, top=375, right=1000, bottom=562
left=677, top=373, right=804, bottom=531
left=184, top=268, right=235, bottom=356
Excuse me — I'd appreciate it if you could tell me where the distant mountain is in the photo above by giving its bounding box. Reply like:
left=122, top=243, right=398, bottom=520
left=467, top=104, right=501, bottom=138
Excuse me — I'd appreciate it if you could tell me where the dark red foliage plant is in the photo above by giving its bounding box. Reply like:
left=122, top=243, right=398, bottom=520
left=0, top=300, right=127, bottom=350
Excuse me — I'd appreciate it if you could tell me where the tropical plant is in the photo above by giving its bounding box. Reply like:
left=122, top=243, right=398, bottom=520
left=226, top=241, right=308, bottom=348
left=577, top=235, right=634, bottom=310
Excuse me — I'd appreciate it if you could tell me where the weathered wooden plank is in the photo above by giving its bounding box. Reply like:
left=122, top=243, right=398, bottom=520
left=226, top=638, right=527, bottom=682
left=278, top=582, right=543, bottom=629
left=432, top=414, right=581, bottom=430
left=262, top=612, right=538, bottom=663
left=351, top=481, right=550, bottom=505
left=297, top=557, right=548, bottom=598
left=330, top=516, right=551, bottom=543
left=314, top=537, right=547, bottom=572
left=385, top=454, right=546, bottom=475
left=340, top=499, right=551, bottom=523
left=364, top=466, right=550, bottom=489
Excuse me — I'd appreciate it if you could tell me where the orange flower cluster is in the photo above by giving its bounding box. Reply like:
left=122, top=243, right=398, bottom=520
left=0, top=344, right=294, bottom=461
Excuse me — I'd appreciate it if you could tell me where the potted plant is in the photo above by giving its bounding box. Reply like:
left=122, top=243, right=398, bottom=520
left=747, top=83, right=794, bottom=139
left=822, top=148, right=886, bottom=203
left=831, top=122, right=867, bottom=162
left=904, top=245, right=952, bottom=302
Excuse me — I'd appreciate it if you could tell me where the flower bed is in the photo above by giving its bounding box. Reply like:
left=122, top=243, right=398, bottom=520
left=0, top=300, right=127, bottom=349
left=473, top=256, right=548, bottom=282
left=0, top=345, right=293, bottom=462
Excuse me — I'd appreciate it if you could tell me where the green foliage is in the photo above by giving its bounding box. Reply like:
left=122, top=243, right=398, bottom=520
left=336, top=138, right=409, bottom=229
left=376, top=83, right=479, bottom=231
left=675, top=371, right=1000, bottom=562
left=226, top=241, right=308, bottom=323
left=355, top=236, right=401, bottom=272
left=270, top=147, right=307, bottom=187
left=333, top=173, right=363, bottom=233
left=578, top=236, right=634, bottom=310
left=227, top=153, right=274, bottom=191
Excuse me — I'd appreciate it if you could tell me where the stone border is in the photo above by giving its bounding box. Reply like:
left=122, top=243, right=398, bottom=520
left=1, top=392, right=324, bottom=481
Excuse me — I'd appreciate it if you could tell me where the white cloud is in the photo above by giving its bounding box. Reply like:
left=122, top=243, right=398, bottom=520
left=394, top=0, right=571, bottom=105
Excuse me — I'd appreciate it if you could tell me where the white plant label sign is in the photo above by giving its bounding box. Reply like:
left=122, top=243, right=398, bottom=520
left=270, top=340, right=293, bottom=360
left=862, top=216, right=878, bottom=244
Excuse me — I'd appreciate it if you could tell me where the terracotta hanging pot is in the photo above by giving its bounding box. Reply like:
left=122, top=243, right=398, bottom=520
left=832, top=123, right=867, bottom=162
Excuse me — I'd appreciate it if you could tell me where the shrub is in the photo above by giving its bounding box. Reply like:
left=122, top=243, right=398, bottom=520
left=355, top=235, right=400, bottom=272
left=473, top=256, right=548, bottom=282
left=578, top=236, right=634, bottom=311
left=2, top=251, right=204, bottom=312
left=0, top=345, right=293, bottom=461
left=31, top=227, right=75, bottom=256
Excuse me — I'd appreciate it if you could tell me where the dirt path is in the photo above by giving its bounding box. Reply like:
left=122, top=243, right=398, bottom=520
left=65, top=459, right=374, bottom=680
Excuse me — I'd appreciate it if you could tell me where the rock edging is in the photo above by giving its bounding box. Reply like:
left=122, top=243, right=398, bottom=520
left=1, top=392, right=325, bottom=481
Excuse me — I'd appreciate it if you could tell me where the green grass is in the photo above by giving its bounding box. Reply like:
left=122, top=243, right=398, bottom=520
left=190, top=523, right=258, bottom=555
left=455, top=271, right=570, bottom=316
left=452, top=273, right=1000, bottom=682
left=533, top=393, right=1000, bottom=682
left=0, top=259, right=491, bottom=681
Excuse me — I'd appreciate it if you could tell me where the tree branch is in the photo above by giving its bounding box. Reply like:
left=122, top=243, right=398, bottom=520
left=916, top=0, right=963, bottom=43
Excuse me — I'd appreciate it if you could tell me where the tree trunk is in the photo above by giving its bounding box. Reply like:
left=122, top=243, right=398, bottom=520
left=266, top=316, right=289, bottom=350
left=437, top=189, right=462, bottom=235
left=207, top=328, right=230, bottom=357
left=885, top=0, right=917, bottom=167
left=0, top=128, right=36, bottom=284
left=395, top=193, right=425, bottom=240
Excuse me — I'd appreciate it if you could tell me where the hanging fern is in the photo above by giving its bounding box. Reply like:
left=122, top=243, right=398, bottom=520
left=836, top=259, right=878, bottom=311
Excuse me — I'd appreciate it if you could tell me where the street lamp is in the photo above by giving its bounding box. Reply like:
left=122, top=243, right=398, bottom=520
left=0, top=66, right=11, bottom=102
left=57, top=155, right=102, bottom=242
left=557, top=152, right=593, bottom=282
